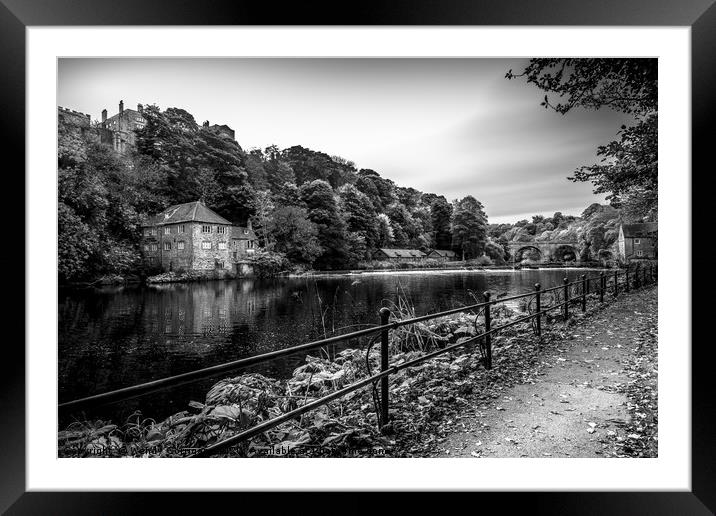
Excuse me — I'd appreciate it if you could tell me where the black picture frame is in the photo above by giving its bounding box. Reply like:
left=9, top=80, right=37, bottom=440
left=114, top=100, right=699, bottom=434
left=2, top=0, right=712, bottom=513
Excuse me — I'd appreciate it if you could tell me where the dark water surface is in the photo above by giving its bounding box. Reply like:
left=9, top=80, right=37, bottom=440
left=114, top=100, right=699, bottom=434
left=59, top=268, right=602, bottom=424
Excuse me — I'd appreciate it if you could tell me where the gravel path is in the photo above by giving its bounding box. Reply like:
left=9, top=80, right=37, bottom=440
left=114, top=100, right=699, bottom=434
left=436, top=285, right=658, bottom=458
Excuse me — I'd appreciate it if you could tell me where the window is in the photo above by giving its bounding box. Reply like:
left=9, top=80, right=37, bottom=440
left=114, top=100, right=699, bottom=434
left=164, top=242, right=172, bottom=251
left=150, top=228, right=157, bottom=236
left=248, top=240, right=255, bottom=249
left=202, top=225, right=212, bottom=233
left=164, top=227, right=171, bottom=235
left=177, top=241, right=185, bottom=251
left=636, top=250, right=643, bottom=257
left=179, top=224, right=185, bottom=233
left=634, top=238, right=641, bottom=244
left=150, top=243, right=158, bottom=252
left=144, top=229, right=151, bottom=237
left=143, top=245, right=149, bottom=251
left=202, top=241, right=212, bottom=250
left=217, top=226, right=226, bottom=234
left=218, top=242, right=227, bottom=250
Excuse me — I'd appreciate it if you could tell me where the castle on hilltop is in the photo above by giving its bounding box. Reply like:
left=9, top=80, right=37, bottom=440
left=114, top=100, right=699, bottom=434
left=58, top=100, right=236, bottom=155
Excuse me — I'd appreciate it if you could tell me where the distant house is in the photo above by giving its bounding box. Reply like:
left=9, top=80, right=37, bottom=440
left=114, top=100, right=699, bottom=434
left=372, top=248, right=427, bottom=262
left=141, top=200, right=257, bottom=273
left=426, top=249, right=457, bottom=261
left=617, top=223, right=657, bottom=262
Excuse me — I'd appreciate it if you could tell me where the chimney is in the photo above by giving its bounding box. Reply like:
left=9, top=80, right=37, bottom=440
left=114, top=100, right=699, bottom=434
left=101, top=109, right=107, bottom=127
left=247, top=218, right=253, bottom=231
left=203, top=120, right=209, bottom=128
left=137, top=103, right=143, bottom=114
left=119, top=100, right=124, bottom=115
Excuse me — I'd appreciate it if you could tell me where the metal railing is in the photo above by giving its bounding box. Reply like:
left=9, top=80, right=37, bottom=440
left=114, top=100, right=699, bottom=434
left=58, top=263, right=657, bottom=457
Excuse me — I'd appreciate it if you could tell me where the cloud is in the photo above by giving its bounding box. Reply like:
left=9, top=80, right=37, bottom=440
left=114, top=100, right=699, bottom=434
left=58, top=57, right=633, bottom=223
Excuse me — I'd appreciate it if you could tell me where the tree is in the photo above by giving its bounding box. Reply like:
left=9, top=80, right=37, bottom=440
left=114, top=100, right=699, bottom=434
left=506, top=58, right=656, bottom=115
left=507, top=58, right=657, bottom=219
left=430, top=197, right=453, bottom=250
left=251, top=189, right=275, bottom=247
left=339, top=184, right=379, bottom=257
left=245, top=149, right=269, bottom=190
left=451, top=196, right=488, bottom=259
left=299, top=180, right=349, bottom=269
left=570, top=114, right=657, bottom=220
left=134, top=104, right=254, bottom=224
left=386, top=203, right=418, bottom=248
left=376, top=213, right=394, bottom=248
left=484, top=241, right=507, bottom=265
left=267, top=206, right=323, bottom=265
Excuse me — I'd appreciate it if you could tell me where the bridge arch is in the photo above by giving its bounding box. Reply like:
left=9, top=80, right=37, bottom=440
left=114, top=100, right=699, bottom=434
left=553, top=244, right=578, bottom=263
left=514, top=245, right=543, bottom=263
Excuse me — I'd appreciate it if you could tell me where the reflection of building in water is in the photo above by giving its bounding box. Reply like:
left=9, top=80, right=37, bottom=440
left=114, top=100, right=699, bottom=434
left=133, top=279, right=306, bottom=353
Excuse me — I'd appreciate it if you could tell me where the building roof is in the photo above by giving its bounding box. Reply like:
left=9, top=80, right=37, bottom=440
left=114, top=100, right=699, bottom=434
left=106, top=108, right=144, bottom=122
left=231, top=226, right=257, bottom=240
left=374, top=248, right=427, bottom=258
left=142, top=201, right=233, bottom=226
left=427, top=249, right=456, bottom=257
left=621, top=223, right=657, bottom=238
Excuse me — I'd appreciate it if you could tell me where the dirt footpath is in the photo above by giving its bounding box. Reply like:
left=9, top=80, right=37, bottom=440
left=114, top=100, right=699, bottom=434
left=437, top=285, right=658, bottom=458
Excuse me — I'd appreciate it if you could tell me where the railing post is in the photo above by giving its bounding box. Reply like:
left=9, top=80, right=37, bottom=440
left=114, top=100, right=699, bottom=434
left=625, top=268, right=630, bottom=292
left=483, top=291, right=492, bottom=370
left=379, top=307, right=391, bottom=429
left=581, top=274, right=587, bottom=312
left=563, top=277, right=569, bottom=320
left=534, top=283, right=542, bottom=338
left=599, top=272, right=605, bottom=303
left=614, top=270, right=619, bottom=297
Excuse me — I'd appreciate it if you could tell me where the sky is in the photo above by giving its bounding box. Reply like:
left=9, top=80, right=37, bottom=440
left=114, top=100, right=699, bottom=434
left=58, top=58, right=634, bottom=224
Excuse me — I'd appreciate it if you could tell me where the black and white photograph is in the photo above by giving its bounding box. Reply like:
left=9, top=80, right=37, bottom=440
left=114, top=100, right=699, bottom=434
left=56, top=57, right=660, bottom=460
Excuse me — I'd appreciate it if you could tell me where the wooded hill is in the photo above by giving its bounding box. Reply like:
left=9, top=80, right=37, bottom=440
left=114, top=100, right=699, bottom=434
left=58, top=103, right=626, bottom=282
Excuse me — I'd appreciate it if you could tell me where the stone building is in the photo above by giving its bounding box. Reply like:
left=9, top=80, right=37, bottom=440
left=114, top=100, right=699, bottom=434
left=426, top=249, right=457, bottom=261
left=141, top=200, right=257, bottom=274
left=202, top=120, right=236, bottom=140
left=617, top=223, right=657, bottom=262
left=372, top=248, right=427, bottom=262
left=101, top=100, right=147, bottom=153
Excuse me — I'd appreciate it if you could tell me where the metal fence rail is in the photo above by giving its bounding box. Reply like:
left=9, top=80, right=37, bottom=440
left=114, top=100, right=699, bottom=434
left=58, top=263, right=657, bottom=458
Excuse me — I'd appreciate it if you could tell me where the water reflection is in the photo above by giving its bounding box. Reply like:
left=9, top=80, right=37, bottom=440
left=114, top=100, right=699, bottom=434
left=59, top=268, right=601, bottom=423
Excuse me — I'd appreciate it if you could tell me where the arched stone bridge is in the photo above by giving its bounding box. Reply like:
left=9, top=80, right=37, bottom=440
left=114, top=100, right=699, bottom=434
left=505, top=240, right=581, bottom=264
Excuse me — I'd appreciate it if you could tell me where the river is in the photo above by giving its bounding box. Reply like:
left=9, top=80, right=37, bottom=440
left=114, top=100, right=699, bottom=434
left=58, top=268, right=603, bottom=424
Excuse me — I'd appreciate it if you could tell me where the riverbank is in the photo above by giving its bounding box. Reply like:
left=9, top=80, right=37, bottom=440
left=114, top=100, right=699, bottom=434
left=62, top=260, right=626, bottom=287
left=57, top=282, right=657, bottom=458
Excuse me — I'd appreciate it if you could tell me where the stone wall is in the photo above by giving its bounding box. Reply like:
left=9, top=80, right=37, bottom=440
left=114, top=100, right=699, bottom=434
left=142, top=223, right=194, bottom=271
left=58, top=107, right=91, bottom=128
left=190, top=223, right=234, bottom=270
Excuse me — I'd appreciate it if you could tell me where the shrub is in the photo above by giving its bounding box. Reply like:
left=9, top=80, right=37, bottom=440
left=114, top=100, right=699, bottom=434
left=250, top=250, right=290, bottom=278
left=467, top=255, right=493, bottom=266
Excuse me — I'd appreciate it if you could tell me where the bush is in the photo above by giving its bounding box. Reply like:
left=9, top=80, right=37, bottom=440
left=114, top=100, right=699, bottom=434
left=467, top=255, right=493, bottom=266
left=250, top=250, right=290, bottom=278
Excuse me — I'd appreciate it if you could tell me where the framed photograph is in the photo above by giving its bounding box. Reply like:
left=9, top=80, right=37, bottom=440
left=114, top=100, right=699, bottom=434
left=4, top=0, right=712, bottom=512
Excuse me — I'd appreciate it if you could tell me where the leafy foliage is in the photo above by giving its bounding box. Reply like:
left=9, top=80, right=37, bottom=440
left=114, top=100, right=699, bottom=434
left=507, top=58, right=657, bottom=220
left=59, top=102, right=499, bottom=280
